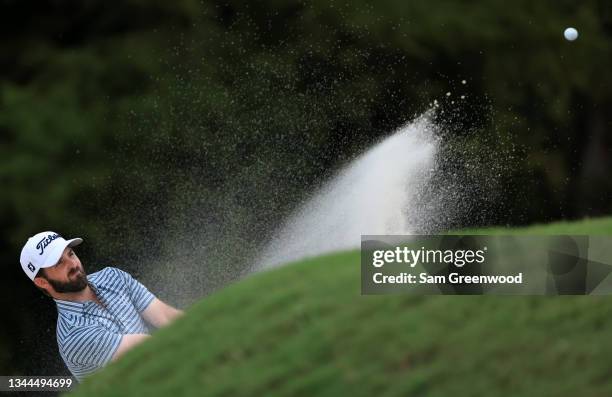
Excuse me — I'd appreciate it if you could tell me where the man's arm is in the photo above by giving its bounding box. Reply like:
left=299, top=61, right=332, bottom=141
left=111, top=334, right=151, bottom=361
left=114, top=268, right=184, bottom=327
left=141, top=298, right=184, bottom=328
left=110, top=299, right=183, bottom=362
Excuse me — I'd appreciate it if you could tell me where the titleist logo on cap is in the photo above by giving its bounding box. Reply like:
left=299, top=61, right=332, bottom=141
left=36, top=233, right=61, bottom=255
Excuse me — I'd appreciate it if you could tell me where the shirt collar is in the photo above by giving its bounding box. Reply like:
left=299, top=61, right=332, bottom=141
left=54, top=278, right=102, bottom=315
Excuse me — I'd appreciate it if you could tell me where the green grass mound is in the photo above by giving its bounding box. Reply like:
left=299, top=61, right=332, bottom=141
left=71, top=217, right=612, bottom=396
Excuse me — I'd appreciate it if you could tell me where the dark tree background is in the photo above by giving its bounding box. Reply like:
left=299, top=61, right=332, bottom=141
left=1, top=0, right=611, bottom=381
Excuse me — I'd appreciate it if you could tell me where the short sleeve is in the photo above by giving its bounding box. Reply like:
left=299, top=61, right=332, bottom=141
left=64, top=326, right=122, bottom=377
left=115, top=268, right=156, bottom=313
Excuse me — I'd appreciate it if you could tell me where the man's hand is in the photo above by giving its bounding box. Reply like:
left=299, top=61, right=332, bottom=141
left=141, top=298, right=184, bottom=328
left=111, top=334, right=150, bottom=361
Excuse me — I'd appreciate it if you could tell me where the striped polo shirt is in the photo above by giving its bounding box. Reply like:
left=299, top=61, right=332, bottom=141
left=54, top=267, right=156, bottom=381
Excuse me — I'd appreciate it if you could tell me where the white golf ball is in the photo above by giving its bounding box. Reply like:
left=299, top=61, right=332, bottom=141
left=564, top=27, right=578, bottom=41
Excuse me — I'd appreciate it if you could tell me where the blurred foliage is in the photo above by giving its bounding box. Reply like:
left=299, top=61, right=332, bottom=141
left=1, top=0, right=611, bottom=376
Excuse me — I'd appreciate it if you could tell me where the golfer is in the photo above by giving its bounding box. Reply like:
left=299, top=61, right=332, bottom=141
left=19, top=231, right=184, bottom=381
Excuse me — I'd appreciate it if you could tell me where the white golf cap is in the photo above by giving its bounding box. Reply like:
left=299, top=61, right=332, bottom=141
left=20, top=231, right=83, bottom=280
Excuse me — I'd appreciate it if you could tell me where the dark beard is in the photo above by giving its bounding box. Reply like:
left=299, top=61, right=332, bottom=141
left=46, top=269, right=88, bottom=293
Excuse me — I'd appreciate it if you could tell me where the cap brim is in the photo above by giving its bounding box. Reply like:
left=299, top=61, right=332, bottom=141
left=68, top=238, right=83, bottom=248
left=40, top=238, right=84, bottom=269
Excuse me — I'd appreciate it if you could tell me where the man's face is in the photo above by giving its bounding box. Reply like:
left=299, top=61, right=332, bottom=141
left=37, top=247, right=88, bottom=294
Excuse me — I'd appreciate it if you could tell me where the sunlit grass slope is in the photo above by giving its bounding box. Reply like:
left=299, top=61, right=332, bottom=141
left=71, top=217, right=612, bottom=397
